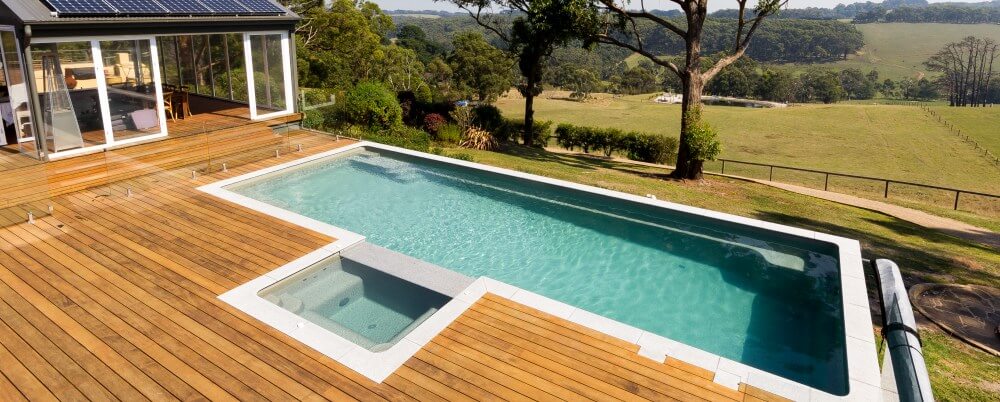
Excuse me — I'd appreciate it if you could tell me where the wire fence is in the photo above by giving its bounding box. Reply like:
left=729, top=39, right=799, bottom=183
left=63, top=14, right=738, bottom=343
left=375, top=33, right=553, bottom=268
left=703, top=158, right=999, bottom=217
left=919, top=105, right=1000, bottom=166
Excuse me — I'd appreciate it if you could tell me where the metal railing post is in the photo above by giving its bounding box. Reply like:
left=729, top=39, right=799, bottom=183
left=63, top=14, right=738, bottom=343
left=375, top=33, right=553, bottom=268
left=721, top=160, right=726, bottom=174
left=954, top=191, right=960, bottom=210
left=884, top=181, right=890, bottom=198
left=768, top=166, right=774, bottom=181
left=824, top=173, right=830, bottom=191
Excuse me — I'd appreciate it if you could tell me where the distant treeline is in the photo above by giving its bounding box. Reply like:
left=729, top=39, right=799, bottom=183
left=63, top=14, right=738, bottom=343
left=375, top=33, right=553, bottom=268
left=393, top=15, right=864, bottom=64
left=854, top=3, right=1000, bottom=24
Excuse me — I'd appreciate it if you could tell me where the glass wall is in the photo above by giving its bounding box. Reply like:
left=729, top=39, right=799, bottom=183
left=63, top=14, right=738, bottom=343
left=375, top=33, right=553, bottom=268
left=1, top=30, right=36, bottom=151
left=33, top=41, right=106, bottom=153
left=99, top=39, right=162, bottom=141
left=249, top=33, right=287, bottom=116
left=156, top=33, right=249, bottom=104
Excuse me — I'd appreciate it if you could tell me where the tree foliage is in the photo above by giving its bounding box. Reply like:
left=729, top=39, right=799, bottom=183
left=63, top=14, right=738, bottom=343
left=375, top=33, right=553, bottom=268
left=925, top=36, right=998, bottom=107
left=341, top=81, right=404, bottom=130
left=448, top=32, right=516, bottom=102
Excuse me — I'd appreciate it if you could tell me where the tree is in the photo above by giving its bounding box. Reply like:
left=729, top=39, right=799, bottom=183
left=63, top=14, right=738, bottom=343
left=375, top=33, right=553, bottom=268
left=291, top=0, right=393, bottom=89
left=706, top=56, right=759, bottom=98
left=798, top=69, right=844, bottom=103
left=925, top=36, right=998, bottom=107
left=756, top=68, right=796, bottom=102
left=839, top=68, right=875, bottom=100
left=448, top=31, right=516, bottom=103
left=442, top=0, right=601, bottom=146
left=396, top=24, right=446, bottom=64
left=591, top=0, right=785, bottom=179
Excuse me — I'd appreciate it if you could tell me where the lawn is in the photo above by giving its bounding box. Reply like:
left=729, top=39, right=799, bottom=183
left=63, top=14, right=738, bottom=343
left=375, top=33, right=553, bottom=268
left=772, top=23, right=1000, bottom=81
left=497, top=94, right=1000, bottom=196
left=929, top=106, right=1000, bottom=157
left=440, top=145, right=1000, bottom=400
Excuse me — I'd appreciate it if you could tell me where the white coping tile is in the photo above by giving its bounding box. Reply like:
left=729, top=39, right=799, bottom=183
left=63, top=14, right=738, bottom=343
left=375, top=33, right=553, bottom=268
left=456, top=278, right=488, bottom=303
left=483, top=277, right=519, bottom=299
left=811, top=380, right=882, bottom=402
left=403, top=297, right=474, bottom=347
left=669, top=341, right=721, bottom=373
left=847, top=336, right=882, bottom=388
left=841, top=275, right=870, bottom=308
left=202, top=141, right=880, bottom=400
left=845, top=304, right=877, bottom=344
left=568, top=308, right=643, bottom=344
left=714, top=370, right=742, bottom=390
left=747, top=370, right=811, bottom=401
left=881, top=389, right=901, bottom=402
left=509, top=289, right=577, bottom=319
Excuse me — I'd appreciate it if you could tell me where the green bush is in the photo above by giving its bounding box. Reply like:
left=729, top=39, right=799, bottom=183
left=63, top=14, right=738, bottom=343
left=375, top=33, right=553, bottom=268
left=436, top=123, right=462, bottom=144
left=360, top=126, right=431, bottom=152
left=554, top=123, right=678, bottom=164
left=623, top=133, right=679, bottom=165
left=341, top=82, right=403, bottom=130
left=496, top=119, right=551, bottom=146
left=472, top=105, right=505, bottom=133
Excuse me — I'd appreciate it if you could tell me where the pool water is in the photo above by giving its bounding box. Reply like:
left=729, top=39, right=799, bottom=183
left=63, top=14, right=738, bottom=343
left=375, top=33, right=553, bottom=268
left=260, top=256, right=450, bottom=351
left=234, top=148, right=849, bottom=394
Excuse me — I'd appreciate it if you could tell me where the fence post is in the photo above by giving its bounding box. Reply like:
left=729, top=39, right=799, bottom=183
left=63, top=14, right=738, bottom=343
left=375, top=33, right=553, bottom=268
left=769, top=166, right=774, bottom=181
left=721, top=160, right=726, bottom=175
left=954, top=191, right=960, bottom=210
left=884, top=181, right=890, bottom=198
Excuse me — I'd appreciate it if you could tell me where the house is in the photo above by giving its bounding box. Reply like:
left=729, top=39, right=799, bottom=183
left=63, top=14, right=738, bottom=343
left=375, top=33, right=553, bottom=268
left=0, top=0, right=300, bottom=161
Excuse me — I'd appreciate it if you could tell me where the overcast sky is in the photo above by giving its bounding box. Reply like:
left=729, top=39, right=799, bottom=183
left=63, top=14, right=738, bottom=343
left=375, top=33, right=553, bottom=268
left=371, top=0, right=980, bottom=12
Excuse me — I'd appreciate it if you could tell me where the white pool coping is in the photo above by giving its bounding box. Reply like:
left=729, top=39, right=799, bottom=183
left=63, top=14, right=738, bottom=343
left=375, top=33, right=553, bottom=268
left=201, top=141, right=882, bottom=401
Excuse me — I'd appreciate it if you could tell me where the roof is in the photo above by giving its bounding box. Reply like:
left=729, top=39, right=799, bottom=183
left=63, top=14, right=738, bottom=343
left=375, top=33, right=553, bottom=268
left=1, top=0, right=299, bottom=32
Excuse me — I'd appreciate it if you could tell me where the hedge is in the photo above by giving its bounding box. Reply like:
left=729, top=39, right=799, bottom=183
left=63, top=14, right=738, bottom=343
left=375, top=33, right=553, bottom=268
left=554, top=124, right=679, bottom=165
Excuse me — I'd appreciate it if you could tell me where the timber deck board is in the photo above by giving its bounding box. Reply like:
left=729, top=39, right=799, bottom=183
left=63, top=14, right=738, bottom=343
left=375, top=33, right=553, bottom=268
left=0, top=129, right=788, bottom=401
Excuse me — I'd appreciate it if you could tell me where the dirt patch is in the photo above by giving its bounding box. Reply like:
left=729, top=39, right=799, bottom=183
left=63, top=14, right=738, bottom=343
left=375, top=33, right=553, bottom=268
left=911, top=283, right=1000, bottom=356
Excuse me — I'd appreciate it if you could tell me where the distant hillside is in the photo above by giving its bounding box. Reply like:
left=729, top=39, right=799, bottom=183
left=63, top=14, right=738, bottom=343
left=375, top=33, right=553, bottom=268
left=774, top=23, right=1000, bottom=81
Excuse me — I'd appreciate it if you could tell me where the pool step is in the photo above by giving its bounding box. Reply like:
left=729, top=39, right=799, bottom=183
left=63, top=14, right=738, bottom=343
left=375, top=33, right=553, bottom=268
left=351, top=154, right=425, bottom=183
left=319, top=271, right=364, bottom=311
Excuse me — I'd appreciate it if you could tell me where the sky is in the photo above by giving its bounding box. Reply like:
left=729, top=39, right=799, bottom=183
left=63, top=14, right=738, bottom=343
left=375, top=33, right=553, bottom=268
left=371, top=0, right=982, bottom=12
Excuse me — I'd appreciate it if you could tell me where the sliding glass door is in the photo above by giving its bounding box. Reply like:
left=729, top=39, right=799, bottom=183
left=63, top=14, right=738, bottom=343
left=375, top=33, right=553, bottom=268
left=246, top=32, right=292, bottom=119
left=34, top=36, right=166, bottom=158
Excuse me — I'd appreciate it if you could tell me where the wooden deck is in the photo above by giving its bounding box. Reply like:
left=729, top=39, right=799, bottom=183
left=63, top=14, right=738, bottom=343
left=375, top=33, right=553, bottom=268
left=0, top=130, right=787, bottom=401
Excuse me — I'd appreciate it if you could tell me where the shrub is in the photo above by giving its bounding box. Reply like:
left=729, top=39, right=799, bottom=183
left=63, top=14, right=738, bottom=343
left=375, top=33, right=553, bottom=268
left=497, top=119, right=551, bottom=146
left=460, top=126, right=499, bottom=150
left=472, top=105, right=505, bottom=133
left=623, top=133, right=679, bottom=165
left=436, top=123, right=462, bottom=144
left=423, top=113, right=447, bottom=134
left=361, top=126, right=431, bottom=152
left=341, top=82, right=403, bottom=130
left=554, top=123, right=678, bottom=164
left=449, top=107, right=474, bottom=132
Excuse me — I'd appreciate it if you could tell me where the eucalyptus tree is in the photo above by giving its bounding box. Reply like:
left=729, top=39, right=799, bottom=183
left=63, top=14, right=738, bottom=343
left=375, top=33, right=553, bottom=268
left=591, top=0, right=786, bottom=179
left=440, top=0, right=600, bottom=146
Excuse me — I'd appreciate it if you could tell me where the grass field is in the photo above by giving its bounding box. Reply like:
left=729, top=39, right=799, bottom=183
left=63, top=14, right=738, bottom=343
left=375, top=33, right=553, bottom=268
left=439, top=145, right=1000, bottom=401
left=773, top=23, right=1000, bottom=81
left=497, top=94, right=1000, bottom=196
left=929, top=106, right=1000, bottom=157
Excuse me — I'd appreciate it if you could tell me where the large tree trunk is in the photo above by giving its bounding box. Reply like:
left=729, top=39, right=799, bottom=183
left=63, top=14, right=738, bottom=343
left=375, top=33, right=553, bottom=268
left=524, top=85, right=535, bottom=147
left=670, top=13, right=705, bottom=181
left=672, top=72, right=705, bottom=180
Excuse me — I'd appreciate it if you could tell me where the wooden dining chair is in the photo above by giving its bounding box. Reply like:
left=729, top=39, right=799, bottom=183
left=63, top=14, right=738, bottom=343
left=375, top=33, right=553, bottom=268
left=178, top=87, right=192, bottom=118
left=163, top=90, right=176, bottom=122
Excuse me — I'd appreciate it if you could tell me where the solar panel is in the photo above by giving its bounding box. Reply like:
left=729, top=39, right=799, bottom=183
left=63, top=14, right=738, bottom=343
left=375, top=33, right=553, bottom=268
left=42, top=0, right=286, bottom=16
left=43, top=0, right=118, bottom=15
left=237, top=0, right=285, bottom=14
left=203, top=0, right=251, bottom=14
left=155, top=0, right=213, bottom=15
left=105, top=0, right=168, bottom=14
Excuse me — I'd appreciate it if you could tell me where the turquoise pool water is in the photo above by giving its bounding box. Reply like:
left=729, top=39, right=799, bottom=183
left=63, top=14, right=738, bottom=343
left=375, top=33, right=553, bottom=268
left=260, top=257, right=449, bottom=351
left=233, top=148, right=848, bottom=394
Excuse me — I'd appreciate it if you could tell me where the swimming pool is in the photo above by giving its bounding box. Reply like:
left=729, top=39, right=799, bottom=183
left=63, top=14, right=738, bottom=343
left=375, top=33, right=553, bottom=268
left=227, top=146, right=854, bottom=395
